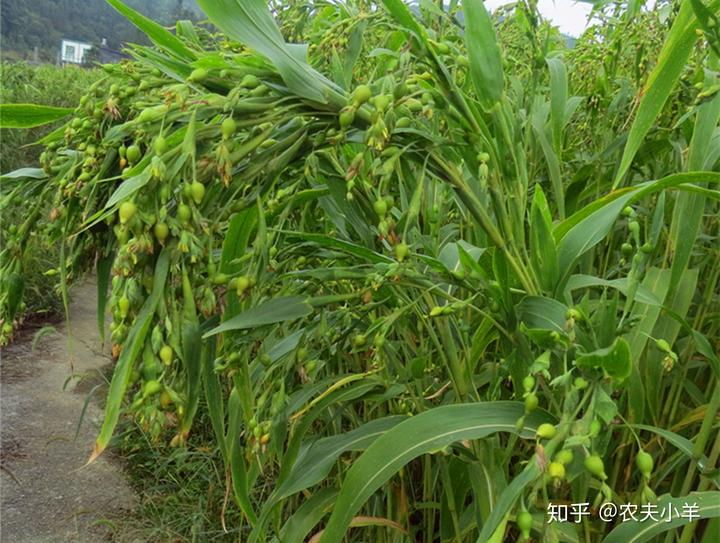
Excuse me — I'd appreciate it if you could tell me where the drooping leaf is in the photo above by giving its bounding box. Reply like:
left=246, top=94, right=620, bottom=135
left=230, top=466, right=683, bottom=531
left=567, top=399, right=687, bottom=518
left=203, top=296, right=313, bottom=337
left=89, top=248, right=170, bottom=462
left=106, top=0, right=195, bottom=60
left=195, top=0, right=344, bottom=105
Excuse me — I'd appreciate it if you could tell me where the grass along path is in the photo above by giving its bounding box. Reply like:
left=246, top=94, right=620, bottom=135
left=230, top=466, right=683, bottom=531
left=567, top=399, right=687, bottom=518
left=0, top=280, right=135, bottom=542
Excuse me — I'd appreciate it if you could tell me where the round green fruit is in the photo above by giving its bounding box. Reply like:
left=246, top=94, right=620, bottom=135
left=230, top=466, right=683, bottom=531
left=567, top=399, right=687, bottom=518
left=353, top=84, right=372, bottom=105
left=188, top=68, right=208, bottom=82
left=159, top=345, right=173, bottom=365
left=516, top=510, right=533, bottom=532
left=143, top=380, right=163, bottom=397
left=118, top=201, right=137, bottom=225
left=221, top=117, right=236, bottom=138
left=548, top=461, right=566, bottom=479
left=522, top=375, right=535, bottom=392
left=154, top=222, right=169, bottom=242
left=373, top=198, right=388, bottom=217
left=126, top=144, right=141, bottom=163
left=584, top=455, right=607, bottom=480
left=118, top=296, right=131, bottom=318
left=190, top=181, right=206, bottom=204
left=154, top=136, right=167, bottom=155
left=395, top=243, right=409, bottom=262
left=524, top=393, right=539, bottom=413
left=555, top=449, right=574, bottom=465
left=635, top=450, right=654, bottom=477
left=536, top=423, right=556, bottom=440
left=177, top=204, right=192, bottom=222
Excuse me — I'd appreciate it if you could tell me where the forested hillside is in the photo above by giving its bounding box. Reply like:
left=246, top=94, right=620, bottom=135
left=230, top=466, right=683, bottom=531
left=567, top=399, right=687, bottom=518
left=0, top=0, right=201, bottom=62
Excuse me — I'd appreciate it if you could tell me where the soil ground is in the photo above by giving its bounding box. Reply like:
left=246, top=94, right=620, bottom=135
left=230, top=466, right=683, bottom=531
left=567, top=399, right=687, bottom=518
left=1, top=281, right=136, bottom=542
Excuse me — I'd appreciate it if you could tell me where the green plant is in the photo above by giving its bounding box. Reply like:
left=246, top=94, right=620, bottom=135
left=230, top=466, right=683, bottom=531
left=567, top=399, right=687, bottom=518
left=1, top=0, right=719, bottom=541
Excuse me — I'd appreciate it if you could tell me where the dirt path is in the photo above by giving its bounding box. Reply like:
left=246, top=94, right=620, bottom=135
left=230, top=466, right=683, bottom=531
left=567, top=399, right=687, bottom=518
left=1, top=281, right=136, bottom=542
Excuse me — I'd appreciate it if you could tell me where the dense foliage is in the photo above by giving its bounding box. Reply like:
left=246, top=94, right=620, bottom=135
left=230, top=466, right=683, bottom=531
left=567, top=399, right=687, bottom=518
left=0, top=62, right=101, bottom=320
left=1, top=0, right=719, bottom=541
left=0, top=0, right=200, bottom=62
left=0, top=62, right=101, bottom=172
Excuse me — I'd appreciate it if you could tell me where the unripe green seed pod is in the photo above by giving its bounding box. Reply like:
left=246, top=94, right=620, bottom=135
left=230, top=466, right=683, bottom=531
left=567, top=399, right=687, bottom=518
left=222, top=117, right=236, bottom=138
left=118, top=295, right=131, bottom=318
left=522, top=375, right=535, bottom=392
left=236, top=276, right=250, bottom=294
left=655, top=338, right=671, bottom=352
left=143, top=380, right=163, bottom=397
left=154, top=222, right=169, bottom=242
left=555, top=449, right=574, bottom=465
left=536, top=423, right=557, bottom=440
left=516, top=510, right=533, bottom=535
left=339, top=107, right=355, bottom=128
left=119, top=201, right=137, bottom=224
left=154, top=136, right=167, bottom=155
left=374, top=198, right=388, bottom=217
left=188, top=68, right=208, bottom=82
left=636, top=450, right=654, bottom=477
left=191, top=181, right=205, bottom=204
left=126, top=144, right=141, bottom=163
left=524, top=393, right=538, bottom=413
left=212, top=273, right=228, bottom=285
left=353, top=334, right=367, bottom=348
left=548, top=461, right=566, bottom=479
left=177, top=204, right=192, bottom=222
left=584, top=455, right=607, bottom=479
left=160, top=345, right=173, bottom=365
left=353, top=84, right=372, bottom=105
left=395, top=242, right=409, bottom=262
left=240, top=74, right=260, bottom=88
left=374, top=94, right=391, bottom=111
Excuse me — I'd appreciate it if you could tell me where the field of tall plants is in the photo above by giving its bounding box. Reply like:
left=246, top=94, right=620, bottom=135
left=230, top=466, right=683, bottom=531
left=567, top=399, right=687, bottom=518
left=1, top=0, right=719, bottom=541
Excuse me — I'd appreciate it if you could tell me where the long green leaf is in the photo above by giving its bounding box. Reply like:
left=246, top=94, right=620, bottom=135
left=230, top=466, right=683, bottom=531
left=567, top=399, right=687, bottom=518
left=273, top=416, right=405, bottom=501
left=195, top=0, right=344, bottom=105
left=555, top=172, right=720, bottom=285
left=96, top=253, right=114, bottom=346
left=280, top=488, right=338, bottom=543
left=462, top=0, right=504, bottom=109
left=318, top=402, right=554, bottom=542
left=203, top=296, right=313, bottom=337
left=613, top=0, right=700, bottom=187
left=106, top=0, right=195, bottom=60
left=0, top=103, right=73, bottom=128
left=0, top=167, right=47, bottom=180
left=601, top=492, right=720, bottom=543
left=89, top=248, right=169, bottom=462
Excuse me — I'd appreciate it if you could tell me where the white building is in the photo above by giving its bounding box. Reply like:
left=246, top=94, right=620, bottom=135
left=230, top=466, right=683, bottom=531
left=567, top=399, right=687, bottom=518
left=60, top=39, right=93, bottom=64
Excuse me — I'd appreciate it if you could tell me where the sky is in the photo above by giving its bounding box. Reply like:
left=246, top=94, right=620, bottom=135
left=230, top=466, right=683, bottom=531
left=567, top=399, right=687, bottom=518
left=484, top=0, right=594, bottom=37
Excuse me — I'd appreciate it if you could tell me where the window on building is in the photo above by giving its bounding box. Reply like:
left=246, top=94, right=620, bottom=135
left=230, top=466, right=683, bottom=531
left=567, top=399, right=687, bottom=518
left=64, top=44, right=76, bottom=60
